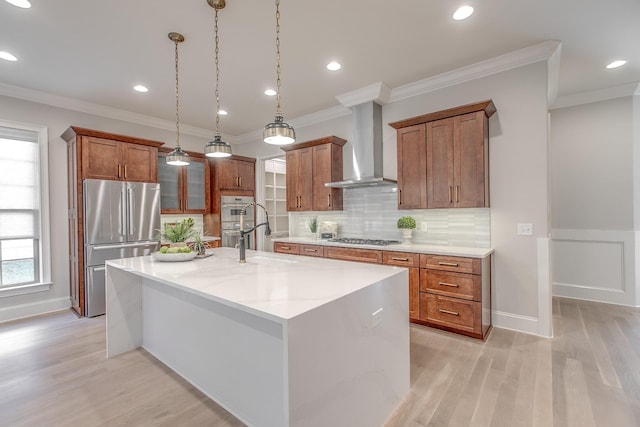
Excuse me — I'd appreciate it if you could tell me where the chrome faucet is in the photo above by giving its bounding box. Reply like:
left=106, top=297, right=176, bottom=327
left=238, top=202, right=271, bottom=263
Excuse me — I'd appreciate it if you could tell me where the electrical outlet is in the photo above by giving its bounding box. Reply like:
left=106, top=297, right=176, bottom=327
left=517, top=223, right=533, bottom=236
left=372, top=307, right=384, bottom=328
left=421, top=222, right=428, bottom=232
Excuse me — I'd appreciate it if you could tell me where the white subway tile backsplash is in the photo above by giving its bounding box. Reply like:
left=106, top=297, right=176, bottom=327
left=290, top=187, right=490, bottom=248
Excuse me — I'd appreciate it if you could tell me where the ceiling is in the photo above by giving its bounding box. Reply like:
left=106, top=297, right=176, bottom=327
left=1, top=0, right=639, bottom=139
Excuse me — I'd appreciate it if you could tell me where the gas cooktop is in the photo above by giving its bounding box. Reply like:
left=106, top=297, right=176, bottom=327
left=327, top=238, right=401, bottom=246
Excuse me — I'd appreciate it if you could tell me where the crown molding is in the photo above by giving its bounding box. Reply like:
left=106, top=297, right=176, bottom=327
left=551, top=82, right=640, bottom=110
left=389, top=40, right=561, bottom=103
left=0, top=82, right=216, bottom=139
left=234, top=105, right=350, bottom=145
left=547, top=43, right=562, bottom=106
left=335, top=82, right=391, bottom=107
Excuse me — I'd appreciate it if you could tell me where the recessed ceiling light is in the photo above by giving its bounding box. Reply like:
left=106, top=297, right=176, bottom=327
left=453, top=5, right=474, bottom=20
left=606, top=60, right=627, bottom=69
left=264, top=89, right=277, bottom=96
left=218, top=109, right=228, bottom=116
left=5, top=0, right=31, bottom=8
left=133, top=85, right=149, bottom=93
left=0, top=51, right=18, bottom=62
left=327, top=61, right=341, bottom=71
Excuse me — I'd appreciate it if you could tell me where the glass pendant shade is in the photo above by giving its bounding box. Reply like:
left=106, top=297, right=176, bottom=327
left=263, top=114, right=296, bottom=145
left=204, top=134, right=232, bottom=157
left=166, top=146, right=190, bottom=165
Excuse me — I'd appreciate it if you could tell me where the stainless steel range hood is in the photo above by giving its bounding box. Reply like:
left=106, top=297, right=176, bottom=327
left=325, top=101, right=397, bottom=188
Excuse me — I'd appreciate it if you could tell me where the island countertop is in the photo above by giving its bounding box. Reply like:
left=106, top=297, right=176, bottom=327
left=106, top=247, right=406, bottom=323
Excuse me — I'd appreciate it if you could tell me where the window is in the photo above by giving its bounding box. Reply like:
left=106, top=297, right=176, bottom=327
left=0, top=121, right=51, bottom=294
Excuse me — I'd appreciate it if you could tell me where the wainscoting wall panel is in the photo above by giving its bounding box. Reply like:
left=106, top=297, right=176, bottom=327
left=552, top=229, right=637, bottom=306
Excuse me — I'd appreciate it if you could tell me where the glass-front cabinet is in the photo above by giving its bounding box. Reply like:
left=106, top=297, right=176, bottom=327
left=264, top=158, right=288, bottom=235
left=158, top=151, right=209, bottom=214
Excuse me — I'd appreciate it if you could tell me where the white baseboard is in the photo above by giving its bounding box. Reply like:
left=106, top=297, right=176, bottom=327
left=0, top=297, right=71, bottom=323
left=493, top=310, right=546, bottom=337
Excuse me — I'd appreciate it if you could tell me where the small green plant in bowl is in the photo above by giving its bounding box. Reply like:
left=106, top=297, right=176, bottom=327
left=397, top=216, right=416, bottom=230
left=156, top=218, right=198, bottom=243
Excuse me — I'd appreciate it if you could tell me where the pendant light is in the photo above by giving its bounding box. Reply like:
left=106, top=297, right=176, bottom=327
left=204, top=0, right=232, bottom=158
left=166, top=32, right=190, bottom=166
left=263, top=0, right=295, bottom=145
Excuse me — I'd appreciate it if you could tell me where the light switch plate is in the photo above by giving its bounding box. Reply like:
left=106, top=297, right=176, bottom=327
left=517, top=223, right=533, bottom=236
left=420, top=222, right=428, bottom=232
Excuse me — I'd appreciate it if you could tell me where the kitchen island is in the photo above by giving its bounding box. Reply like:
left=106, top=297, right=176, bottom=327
left=106, top=247, right=409, bottom=427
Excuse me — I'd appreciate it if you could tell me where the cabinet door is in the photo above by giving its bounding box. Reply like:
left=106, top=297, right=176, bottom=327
left=312, top=144, right=334, bottom=210
left=157, top=155, right=181, bottom=212
left=397, top=124, right=427, bottom=209
left=185, top=159, right=207, bottom=212
left=236, top=160, right=255, bottom=191
left=427, top=118, right=454, bottom=208
left=285, top=148, right=313, bottom=211
left=122, top=144, right=157, bottom=182
left=454, top=111, right=486, bottom=208
left=81, top=136, right=122, bottom=180
left=408, top=267, right=420, bottom=321
left=217, top=159, right=239, bottom=190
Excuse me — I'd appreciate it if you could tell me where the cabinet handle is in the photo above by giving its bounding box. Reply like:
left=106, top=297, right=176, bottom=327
left=438, top=281, right=460, bottom=288
left=239, top=176, right=242, bottom=187
left=328, top=193, right=331, bottom=207
left=124, top=164, right=128, bottom=179
left=438, top=261, right=459, bottom=267
left=118, top=164, right=122, bottom=178
left=281, top=246, right=290, bottom=250
left=399, top=189, right=402, bottom=205
left=391, top=257, right=409, bottom=261
left=439, top=309, right=460, bottom=316
left=455, top=185, right=459, bottom=202
left=304, top=248, right=318, bottom=252
left=448, top=186, right=452, bottom=203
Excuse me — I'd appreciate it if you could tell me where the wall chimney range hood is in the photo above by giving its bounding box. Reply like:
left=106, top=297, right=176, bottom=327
left=325, top=100, right=397, bottom=188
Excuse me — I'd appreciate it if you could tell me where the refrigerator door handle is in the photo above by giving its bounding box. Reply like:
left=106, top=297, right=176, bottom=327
left=120, top=187, right=127, bottom=238
left=91, top=241, right=159, bottom=251
left=128, top=186, right=135, bottom=237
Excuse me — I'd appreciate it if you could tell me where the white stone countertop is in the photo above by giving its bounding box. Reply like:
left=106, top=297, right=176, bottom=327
left=270, top=237, right=493, bottom=258
left=106, top=247, right=406, bottom=323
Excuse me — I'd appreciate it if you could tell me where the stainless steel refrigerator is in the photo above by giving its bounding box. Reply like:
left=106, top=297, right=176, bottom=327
left=83, top=179, right=160, bottom=317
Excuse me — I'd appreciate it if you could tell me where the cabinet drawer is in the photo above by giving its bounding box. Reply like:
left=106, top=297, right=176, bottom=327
left=273, top=242, right=300, bottom=255
left=420, top=270, right=480, bottom=301
left=383, top=251, right=419, bottom=267
left=324, top=246, right=382, bottom=264
left=299, top=244, right=324, bottom=257
left=421, top=293, right=480, bottom=335
left=420, top=254, right=480, bottom=274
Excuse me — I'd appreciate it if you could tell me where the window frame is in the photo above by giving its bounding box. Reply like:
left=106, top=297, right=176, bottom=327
left=0, top=119, right=52, bottom=297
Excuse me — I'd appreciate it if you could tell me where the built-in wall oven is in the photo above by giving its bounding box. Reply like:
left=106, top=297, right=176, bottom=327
left=221, top=195, right=255, bottom=250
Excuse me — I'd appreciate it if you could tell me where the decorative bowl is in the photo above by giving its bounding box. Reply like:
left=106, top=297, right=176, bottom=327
left=151, top=251, right=197, bottom=262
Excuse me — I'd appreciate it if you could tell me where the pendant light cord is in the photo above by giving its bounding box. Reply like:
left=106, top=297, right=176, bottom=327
left=214, top=7, right=222, bottom=135
left=275, top=0, right=282, bottom=115
left=174, top=37, right=181, bottom=148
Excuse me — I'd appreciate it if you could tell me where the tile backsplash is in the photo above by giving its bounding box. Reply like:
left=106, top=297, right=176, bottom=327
left=290, top=187, right=490, bottom=248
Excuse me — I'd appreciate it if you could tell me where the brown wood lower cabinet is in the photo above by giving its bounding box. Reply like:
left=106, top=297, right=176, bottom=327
left=273, top=242, right=491, bottom=339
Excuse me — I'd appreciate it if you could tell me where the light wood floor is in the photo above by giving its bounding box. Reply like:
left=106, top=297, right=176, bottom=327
left=1, top=297, right=639, bottom=426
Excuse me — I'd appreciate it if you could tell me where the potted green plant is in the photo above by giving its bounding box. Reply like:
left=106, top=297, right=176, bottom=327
left=308, top=217, right=318, bottom=239
left=156, top=218, right=198, bottom=246
left=190, top=234, right=207, bottom=255
left=397, top=216, right=416, bottom=243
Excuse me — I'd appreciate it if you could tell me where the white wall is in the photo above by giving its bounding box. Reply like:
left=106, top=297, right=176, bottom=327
left=550, top=96, right=638, bottom=306
left=0, top=94, right=210, bottom=321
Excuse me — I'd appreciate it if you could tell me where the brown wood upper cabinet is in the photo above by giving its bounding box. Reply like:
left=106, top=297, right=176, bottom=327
left=214, top=157, right=255, bottom=191
left=281, top=136, right=346, bottom=212
left=158, top=149, right=210, bottom=214
left=390, top=100, right=495, bottom=209
left=80, top=135, right=159, bottom=182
